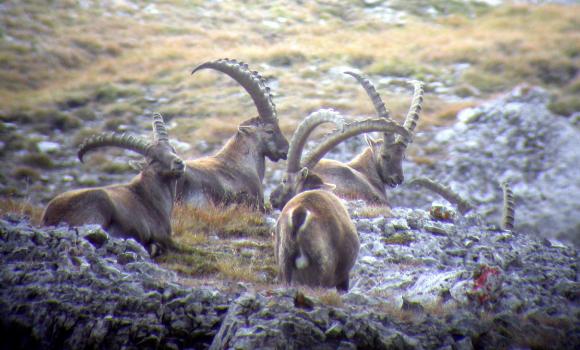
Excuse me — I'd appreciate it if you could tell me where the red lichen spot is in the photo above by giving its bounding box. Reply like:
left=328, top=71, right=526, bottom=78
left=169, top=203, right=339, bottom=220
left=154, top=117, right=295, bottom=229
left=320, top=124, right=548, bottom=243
left=471, top=265, right=502, bottom=304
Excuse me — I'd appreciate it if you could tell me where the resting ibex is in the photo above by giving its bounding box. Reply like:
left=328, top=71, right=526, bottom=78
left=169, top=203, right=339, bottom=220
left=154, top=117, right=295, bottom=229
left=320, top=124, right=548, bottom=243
left=176, top=59, right=289, bottom=210
left=270, top=112, right=411, bottom=210
left=275, top=173, right=360, bottom=291
left=42, top=114, right=185, bottom=255
left=408, top=177, right=475, bottom=215
left=300, top=72, right=424, bottom=205
left=409, top=176, right=515, bottom=230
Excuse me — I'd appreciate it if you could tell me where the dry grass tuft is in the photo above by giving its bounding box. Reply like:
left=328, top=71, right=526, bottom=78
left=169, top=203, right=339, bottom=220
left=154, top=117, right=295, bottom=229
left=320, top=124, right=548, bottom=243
left=354, top=206, right=393, bottom=219
left=216, top=259, right=262, bottom=283
left=0, top=197, right=44, bottom=225
left=172, top=203, right=270, bottom=238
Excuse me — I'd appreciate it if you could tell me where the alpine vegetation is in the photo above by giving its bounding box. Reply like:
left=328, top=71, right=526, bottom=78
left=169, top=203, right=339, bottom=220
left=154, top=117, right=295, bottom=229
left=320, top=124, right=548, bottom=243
left=176, top=59, right=289, bottom=211
left=42, top=114, right=185, bottom=255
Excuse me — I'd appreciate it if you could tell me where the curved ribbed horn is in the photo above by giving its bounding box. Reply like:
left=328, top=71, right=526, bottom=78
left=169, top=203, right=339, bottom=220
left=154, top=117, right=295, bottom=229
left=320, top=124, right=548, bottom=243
left=78, top=133, right=150, bottom=163
left=395, top=80, right=424, bottom=147
left=152, top=113, right=169, bottom=143
left=408, top=177, right=474, bottom=214
left=345, top=71, right=399, bottom=155
left=287, top=109, right=345, bottom=173
left=302, top=119, right=411, bottom=169
left=344, top=71, right=391, bottom=120
left=500, top=181, right=515, bottom=230
left=192, top=58, right=277, bottom=123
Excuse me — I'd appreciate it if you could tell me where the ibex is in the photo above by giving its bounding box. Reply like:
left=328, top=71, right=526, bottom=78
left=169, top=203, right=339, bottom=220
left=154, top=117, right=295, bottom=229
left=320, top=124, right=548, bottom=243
left=409, top=176, right=515, bottom=230
left=176, top=59, right=289, bottom=210
left=272, top=109, right=409, bottom=291
left=270, top=110, right=409, bottom=209
left=42, top=114, right=185, bottom=255
left=275, top=173, right=359, bottom=291
left=300, top=72, right=424, bottom=205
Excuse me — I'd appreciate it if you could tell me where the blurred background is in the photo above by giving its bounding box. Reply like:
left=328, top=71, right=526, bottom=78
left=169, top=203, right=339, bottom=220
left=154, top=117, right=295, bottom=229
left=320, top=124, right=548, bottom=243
left=0, top=0, right=578, bottom=213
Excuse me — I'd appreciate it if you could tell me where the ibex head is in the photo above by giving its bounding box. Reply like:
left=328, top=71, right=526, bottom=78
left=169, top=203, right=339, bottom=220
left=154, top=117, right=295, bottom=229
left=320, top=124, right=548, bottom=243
left=345, top=72, right=424, bottom=187
left=364, top=134, right=406, bottom=187
left=271, top=167, right=335, bottom=210
left=78, top=113, right=185, bottom=179
left=192, top=58, right=289, bottom=161
left=270, top=109, right=344, bottom=210
left=238, top=117, right=289, bottom=161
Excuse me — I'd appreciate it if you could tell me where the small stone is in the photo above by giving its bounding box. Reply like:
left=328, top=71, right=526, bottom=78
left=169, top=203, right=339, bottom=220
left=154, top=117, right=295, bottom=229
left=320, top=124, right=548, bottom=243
left=424, top=222, right=452, bottom=236
left=117, top=252, right=138, bottom=265
left=325, top=322, right=344, bottom=337
left=81, top=226, right=109, bottom=248
left=391, top=218, right=410, bottom=230
left=37, top=141, right=61, bottom=153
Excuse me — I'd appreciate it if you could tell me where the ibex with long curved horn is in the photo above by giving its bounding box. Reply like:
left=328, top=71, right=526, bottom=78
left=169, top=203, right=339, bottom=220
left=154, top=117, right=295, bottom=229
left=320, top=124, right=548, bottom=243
left=270, top=110, right=409, bottom=209
left=300, top=72, right=424, bottom=205
left=408, top=176, right=515, bottom=230
left=42, top=114, right=185, bottom=255
left=176, top=59, right=289, bottom=210
left=272, top=109, right=409, bottom=291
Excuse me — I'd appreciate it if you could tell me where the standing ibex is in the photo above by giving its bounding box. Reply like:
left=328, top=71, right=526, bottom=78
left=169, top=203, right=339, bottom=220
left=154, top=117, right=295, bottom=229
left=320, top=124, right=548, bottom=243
left=275, top=173, right=359, bottom=291
left=272, top=109, right=409, bottom=291
left=176, top=59, right=289, bottom=210
left=270, top=112, right=411, bottom=210
left=42, top=114, right=185, bottom=255
left=300, top=72, right=424, bottom=205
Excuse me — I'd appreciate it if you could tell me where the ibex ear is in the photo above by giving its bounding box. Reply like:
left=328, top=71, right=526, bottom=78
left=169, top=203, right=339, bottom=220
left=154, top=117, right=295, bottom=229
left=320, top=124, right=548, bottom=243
left=321, top=182, right=336, bottom=191
left=129, top=159, right=147, bottom=171
left=299, top=167, right=309, bottom=179
left=238, top=125, right=256, bottom=135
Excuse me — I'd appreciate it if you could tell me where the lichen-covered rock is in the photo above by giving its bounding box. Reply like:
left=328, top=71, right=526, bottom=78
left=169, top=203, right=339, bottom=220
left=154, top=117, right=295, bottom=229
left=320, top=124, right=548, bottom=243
left=392, top=85, right=580, bottom=246
left=210, top=291, right=418, bottom=350
left=0, top=219, right=229, bottom=350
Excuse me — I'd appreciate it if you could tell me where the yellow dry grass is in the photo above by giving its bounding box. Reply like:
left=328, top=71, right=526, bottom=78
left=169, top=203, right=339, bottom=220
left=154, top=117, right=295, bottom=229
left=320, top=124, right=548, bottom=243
left=0, top=197, right=43, bottom=225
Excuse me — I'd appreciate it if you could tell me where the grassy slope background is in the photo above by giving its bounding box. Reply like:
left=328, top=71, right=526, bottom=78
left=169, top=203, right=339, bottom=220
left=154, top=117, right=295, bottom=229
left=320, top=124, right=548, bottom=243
left=0, top=0, right=578, bottom=286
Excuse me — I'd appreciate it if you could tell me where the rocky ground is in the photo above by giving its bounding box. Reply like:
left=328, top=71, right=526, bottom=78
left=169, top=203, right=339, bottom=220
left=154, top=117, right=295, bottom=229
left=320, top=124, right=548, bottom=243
left=1, top=196, right=578, bottom=349
left=1, top=1, right=579, bottom=349
left=1, top=84, right=579, bottom=350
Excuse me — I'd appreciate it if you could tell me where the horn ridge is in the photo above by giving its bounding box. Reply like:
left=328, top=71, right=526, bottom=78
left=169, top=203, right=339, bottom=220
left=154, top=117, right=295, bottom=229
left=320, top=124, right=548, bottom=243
left=152, top=113, right=169, bottom=142
left=395, top=79, right=424, bottom=147
left=302, top=118, right=410, bottom=169
left=191, top=58, right=278, bottom=123
left=78, top=132, right=150, bottom=163
left=408, top=177, right=474, bottom=214
left=286, top=109, right=345, bottom=173
left=501, top=181, right=515, bottom=230
left=345, top=71, right=391, bottom=119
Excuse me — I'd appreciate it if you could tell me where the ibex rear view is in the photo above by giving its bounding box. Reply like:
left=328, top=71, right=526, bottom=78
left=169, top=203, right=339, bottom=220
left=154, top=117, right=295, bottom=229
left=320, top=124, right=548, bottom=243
left=42, top=114, right=184, bottom=255
left=176, top=58, right=289, bottom=210
left=275, top=173, right=359, bottom=291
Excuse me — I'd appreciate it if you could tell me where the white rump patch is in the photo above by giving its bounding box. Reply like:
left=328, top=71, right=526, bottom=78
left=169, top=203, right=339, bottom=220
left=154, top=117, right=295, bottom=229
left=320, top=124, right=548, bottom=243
left=295, top=249, right=308, bottom=269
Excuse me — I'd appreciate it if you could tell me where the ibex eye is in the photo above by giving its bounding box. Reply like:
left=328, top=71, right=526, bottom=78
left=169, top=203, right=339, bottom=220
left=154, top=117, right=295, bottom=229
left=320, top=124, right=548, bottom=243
left=266, top=130, right=275, bottom=134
